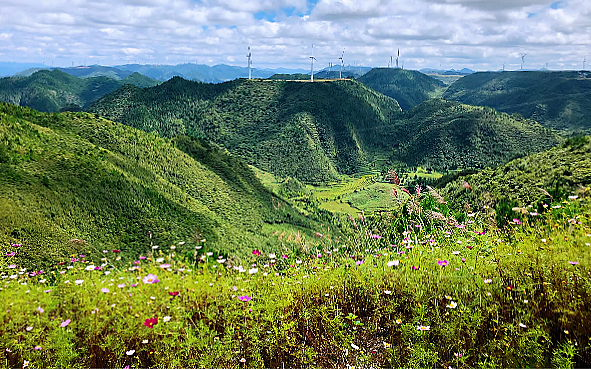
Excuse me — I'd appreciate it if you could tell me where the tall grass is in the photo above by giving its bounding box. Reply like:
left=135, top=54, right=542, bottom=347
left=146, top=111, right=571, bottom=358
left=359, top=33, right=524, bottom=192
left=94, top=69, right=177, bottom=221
left=1, top=190, right=590, bottom=368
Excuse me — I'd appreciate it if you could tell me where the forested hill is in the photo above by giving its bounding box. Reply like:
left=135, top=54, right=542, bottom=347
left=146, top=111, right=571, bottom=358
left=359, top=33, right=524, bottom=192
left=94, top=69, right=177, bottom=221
left=442, top=71, right=591, bottom=134
left=0, top=70, right=160, bottom=113
left=357, top=68, right=446, bottom=110
left=380, top=99, right=560, bottom=171
left=89, top=77, right=402, bottom=184
left=0, top=102, right=316, bottom=267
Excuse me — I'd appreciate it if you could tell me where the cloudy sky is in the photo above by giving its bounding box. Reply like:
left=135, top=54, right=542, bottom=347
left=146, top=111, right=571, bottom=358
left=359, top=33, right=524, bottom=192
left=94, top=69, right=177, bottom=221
left=0, top=0, right=589, bottom=71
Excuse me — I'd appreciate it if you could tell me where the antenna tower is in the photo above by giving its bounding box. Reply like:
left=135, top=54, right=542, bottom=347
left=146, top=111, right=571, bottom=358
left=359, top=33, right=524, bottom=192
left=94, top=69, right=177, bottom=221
left=247, top=47, right=252, bottom=79
left=396, top=49, right=400, bottom=68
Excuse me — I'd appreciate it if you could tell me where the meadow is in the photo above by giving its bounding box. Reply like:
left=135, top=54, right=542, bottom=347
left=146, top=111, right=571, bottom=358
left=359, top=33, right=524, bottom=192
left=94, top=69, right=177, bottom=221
left=1, top=184, right=590, bottom=368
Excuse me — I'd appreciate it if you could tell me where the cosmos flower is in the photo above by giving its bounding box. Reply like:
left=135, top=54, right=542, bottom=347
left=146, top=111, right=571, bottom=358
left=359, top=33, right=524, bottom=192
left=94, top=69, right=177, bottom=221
left=412, top=265, right=420, bottom=271
left=126, top=350, right=135, bottom=356
left=387, top=260, right=400, bottom=267
left=144, top=317, right=158, bottom=329
left=568, top=261, right=579, bottom=265
left=60, top=319, right=71, bottom=328
left=162, top=316, right=171, bottom=322
left=484, top=279, right=493, bottom=284
left=100, top=288, right=109, bottom=293
left=513, top=219, right=521, bottom=225
left=437, top=260, right=449, bottom=267
left=416, top=325, right=430, bottom=331
left=238, top=295, right=252, bottom=302
left=142, top=274, right=159, bottom=284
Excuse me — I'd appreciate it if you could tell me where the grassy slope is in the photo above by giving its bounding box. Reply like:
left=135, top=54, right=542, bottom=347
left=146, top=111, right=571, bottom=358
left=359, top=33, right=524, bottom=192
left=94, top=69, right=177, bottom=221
left=89, top=78, right=402, bottom=184
left=357, top=68, right=447, bottom=110
left=0, top=102, right=317, bottom=267
left=442, top=71, right=591, bottom=134
left=0, top=70, right=159, bottom=113
left=440, top=136, right=591, bottom=209
left=381, top=99, right=560, bottom=171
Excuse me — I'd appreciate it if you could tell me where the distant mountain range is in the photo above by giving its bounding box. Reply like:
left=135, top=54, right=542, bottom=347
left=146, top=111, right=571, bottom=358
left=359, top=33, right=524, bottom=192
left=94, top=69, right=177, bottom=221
left=443, top=71, right=591, bottom=134
left=11, top=63, right=310, bottom=83
left=419, top=68, right=475, bottom=75
left=0, top=69, right=160, bottom=112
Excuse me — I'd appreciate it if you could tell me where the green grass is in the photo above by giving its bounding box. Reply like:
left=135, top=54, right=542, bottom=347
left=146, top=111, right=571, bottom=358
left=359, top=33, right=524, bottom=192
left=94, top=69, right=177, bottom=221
left=1, top=190, right=590, bottom=368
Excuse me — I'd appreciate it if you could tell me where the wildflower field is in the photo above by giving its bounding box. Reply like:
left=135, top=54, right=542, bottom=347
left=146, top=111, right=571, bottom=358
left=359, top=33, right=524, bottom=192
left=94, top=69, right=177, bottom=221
left=2, top=187, right=590, bottom=368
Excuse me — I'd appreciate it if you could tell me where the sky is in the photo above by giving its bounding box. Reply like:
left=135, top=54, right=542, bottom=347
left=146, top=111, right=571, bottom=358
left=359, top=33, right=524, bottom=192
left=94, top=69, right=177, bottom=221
left=0, top=0, right=589, bottom=71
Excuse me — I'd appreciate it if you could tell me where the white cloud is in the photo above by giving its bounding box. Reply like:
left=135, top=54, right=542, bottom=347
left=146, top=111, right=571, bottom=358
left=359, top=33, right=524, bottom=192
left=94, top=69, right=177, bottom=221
left=0, top=0, right=589, bottom=71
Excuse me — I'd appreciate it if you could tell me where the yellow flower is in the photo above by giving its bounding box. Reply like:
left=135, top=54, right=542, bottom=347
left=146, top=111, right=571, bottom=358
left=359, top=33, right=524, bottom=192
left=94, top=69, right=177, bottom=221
left=445, top=295, right=452, bottom=300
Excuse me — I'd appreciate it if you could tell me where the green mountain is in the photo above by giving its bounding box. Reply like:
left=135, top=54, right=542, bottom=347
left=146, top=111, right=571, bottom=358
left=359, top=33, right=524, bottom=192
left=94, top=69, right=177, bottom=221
left=357, top=68, right=447, bottom=110
left=0, top=102, right=317, bottom=268
left=267, top=73, right=311, bottom=80
left=89, top=77, right=402, bottom=184
left=0, top=70, right=159, bottom=113
left=442, top=71, right=591, bottom=134
left=380, top=99, right=560, bottom=171
left=439, top=136, right=591, bottom=220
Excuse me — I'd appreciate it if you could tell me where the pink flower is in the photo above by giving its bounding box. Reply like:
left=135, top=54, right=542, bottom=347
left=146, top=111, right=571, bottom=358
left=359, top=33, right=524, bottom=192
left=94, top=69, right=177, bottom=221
left=513, top=218, right=521, bottom=225
left=370, top=234, right=381, bottom=239
left=568, top=261, right=579, bottom=265
left=159, top=264, right=171, bottom=269
left=142, top=274, right=159, bottom=284
left=238, top=295, right=252, bottom=302
left=33, top=346, right=42, bottom=350
left=252, top=249, right=261, bottom=256
left=112, top=250, right=121, bottom=253
left=5, top=252, right=16, bottom=256
left=139, top=256, right=146, bottom=260
left=100, top=288, right=109, bottom=293
left=60, top=319, right=71, bottom=328
left=437, top=260, right=449, bottom=267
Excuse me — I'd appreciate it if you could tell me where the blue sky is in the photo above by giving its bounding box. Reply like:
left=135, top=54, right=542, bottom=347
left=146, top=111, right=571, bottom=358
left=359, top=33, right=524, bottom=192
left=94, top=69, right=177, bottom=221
left=0, top=0, right=589, bottom=71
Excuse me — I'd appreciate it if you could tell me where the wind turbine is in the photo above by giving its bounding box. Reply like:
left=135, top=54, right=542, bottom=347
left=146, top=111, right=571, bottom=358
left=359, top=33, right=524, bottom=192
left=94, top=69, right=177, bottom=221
left=310, top=55, right=317, bottom=82
left=339, top=49, right=344, bottom=79
left=247, top=47, right=252, bottom=79
left=584, top=57, right=587, bottom=70
left=520, top=54, right=527, bottom=70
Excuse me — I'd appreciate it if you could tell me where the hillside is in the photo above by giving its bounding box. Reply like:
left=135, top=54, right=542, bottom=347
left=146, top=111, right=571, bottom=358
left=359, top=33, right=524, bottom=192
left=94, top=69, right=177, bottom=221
left=89, top=78, right=402, bottom=184
left=440, top=135, right=591, bottom=210
left=0, top=70, right=159, bottom=113
left=0, top=102, right=317, bottom=268
left=381, top=99, right=560, bottom=171
left=442, top=71, right=591, bottom=134
left=357, top=68, right=447, bottom=110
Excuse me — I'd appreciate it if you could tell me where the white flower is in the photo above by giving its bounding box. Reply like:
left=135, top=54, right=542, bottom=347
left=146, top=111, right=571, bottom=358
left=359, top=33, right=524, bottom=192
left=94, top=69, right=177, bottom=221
left=248, top=268, right=258, bottom=274
left=163, top=316, right=171, bottom=322
left=64, top=280, right=70, bottom=284
left=268, top=253, right=276, bottom=259
left=178, top=241, right=185, bottom=245
left=384, top=290, right=392, bottom=295
left=452, top=251, right=461, bottom=255
left=126, top=350, right=135, bottom=356
left=26, top=326, right=33, bottom=331
left=156, top=258, right=164, bottom=263
left=351, top=343, right=359, bottom=350
left=519, top=323, right=527, bottom=328
left=75, top=279, right=84, bottom=285
left=484, top=279, right=493, bottom=284
left=206, top=252, right=213, bottom=256
left=104, top=271, right=111, bottom=275
left=170, top=245, right=176, bottom=250
left=568, top=195, right=578, bottom=200
left=38, top=279, right=46, bottom=283
left=85, top=265, right=95, bottom=271
left=142, top=339, right=149, bottom=344
left=387, top=260, right=400, bottom=267
left=446, top=301, right=458, bottom=309
left=152, top=245, right=159, bottom=249
left=216, top=259, right=226, bottom=264
left=296, top=260, right=303, bottom=264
